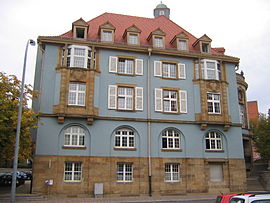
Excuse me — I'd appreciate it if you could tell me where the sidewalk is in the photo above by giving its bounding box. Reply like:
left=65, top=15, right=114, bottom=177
left=0, top=181, right=216, bottom=202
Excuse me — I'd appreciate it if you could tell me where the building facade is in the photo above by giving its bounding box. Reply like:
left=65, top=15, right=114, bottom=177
left=32, top=3, right=246, bottom=197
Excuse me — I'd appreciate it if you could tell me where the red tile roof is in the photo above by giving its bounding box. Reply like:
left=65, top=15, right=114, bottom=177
left=61, top=12, right=221, bottom=55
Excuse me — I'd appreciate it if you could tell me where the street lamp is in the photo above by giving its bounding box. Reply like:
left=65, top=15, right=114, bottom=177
left=10, top=39, right=36, bottom=203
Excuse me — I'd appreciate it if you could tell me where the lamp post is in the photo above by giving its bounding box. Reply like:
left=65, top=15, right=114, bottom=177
left=10, top=39, right=36, bottom=203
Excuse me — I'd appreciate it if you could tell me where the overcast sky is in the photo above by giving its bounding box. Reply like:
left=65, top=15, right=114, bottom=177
left=0, top=0, right=269, bottom=113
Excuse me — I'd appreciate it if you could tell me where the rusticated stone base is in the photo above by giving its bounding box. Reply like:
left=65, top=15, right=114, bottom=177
left=32, top=155, right=246, bottom=197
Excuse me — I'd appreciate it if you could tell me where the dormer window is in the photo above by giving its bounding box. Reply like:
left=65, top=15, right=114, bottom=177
left=72, top=18, right=89, bottom=40
left=75, top=27, right=85, bottom=39
left=99, top=22, right=115, bottom=43
left=178, top=40, right=187, bottom=51
left=101, top=30, right=113, bottom=42
left=154, top=36, right=164, bottom=48
left=128, top=34, right=139, bottom=45
left=202, top=43, right=210, bottom=53
left=123, top=25, right=141, bottom=46
left=148, top=28, right=166, bottom=49
left=192, top=34, right=212, bottom=54
left=170, top=32, right=189, bottom=51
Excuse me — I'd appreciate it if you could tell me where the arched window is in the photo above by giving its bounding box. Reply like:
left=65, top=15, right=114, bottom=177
left=205, top=131, right=222, bottom=151
left=64, top=126, right=85, bottom=147
left=114, top=128, right=135, bottom=148
left=161, top=129, right=180, bottom=149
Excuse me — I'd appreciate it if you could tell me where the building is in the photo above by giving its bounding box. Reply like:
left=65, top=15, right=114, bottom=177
left=247, top=101, right=259, bottom=121
left=236, top=72, right=253, bottom=174
left=32, top=3, right=246, bottom=197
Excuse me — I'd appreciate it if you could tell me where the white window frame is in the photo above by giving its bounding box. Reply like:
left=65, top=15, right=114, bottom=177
left=64, top=162, right=82, bottom=182
left=163, top=90, right=178, bottom=113
left=117, top=86, right=134, bottom=110
left=154, top=36, right=164, bottom=48
left=108, top=85, right=143, bottom=111
left=155, top=89, right=187, bottom=113
left=68, top=83, right=86, bottom=106
left=165, top=163, right=180, bottom=182
left=66, top=45, right=91, bottom=68
left=128, top=33, right=139, bottom=45
left=109, top=56, right=143, bottom=75
left=64, top=126, right=85, bottom=147
left=118, top=58, right=134, bottom=74
left=162, top=129, right=180, bottom=149
left=101, top=30, right=113, bottom=42
left=207, top=92, right=221, bottom=114
left=201, top=59, right=220, bottom=80
left=205, top=131, right=223, bottom=151
left=117, top=163, right=133, bottom=182
left=162, top=63, right=177, bottom=78
left=114, top=128, right=135, bottom=149
left=154, top=61, right=186, bottom=79
left=178, top=40, right=187, bottom=51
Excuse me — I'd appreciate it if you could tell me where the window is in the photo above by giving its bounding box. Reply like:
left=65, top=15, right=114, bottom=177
left=75, top=27, right=85, bottom=39
left=202, top=42, right=210, bottom=53
left=128, top=34, right=139, bottom=45
left=154, top=36, right=164, bottom=48
left=68, top=83, right=86, bottom=106
left=154, top=61, right=186, bottom=79
left=239, top=104, right=246, bottom=128
left=207, top=93, right=221, bottom=114
left=159, top=10, right=165, bottom=16
left=64, top=162, right=82, bottom=182
left=201, top=59, right=220, bottom=80
left=109, top=56, right=143, bottom=75
left=165, top=163, right=180, bottom=182
left=115, top=128, right=135, bottom=148
left=63, top=45, right=91, bottom=68
left=205, top=131, right=222, bottom=151
left=209, top=164, right=223, bottom=182
left=117, top=163, right=133, bottom=182
left=178, top=40, right=187, bottom=51
left=108, top=85, right=143, bottom=111
left=101, top=30, right=113, bottom=42
left=155, top=88, right=187, bottom=113
left=64, top=126, right=85, bottom=147
left=162, top=129, right=180, bottom=149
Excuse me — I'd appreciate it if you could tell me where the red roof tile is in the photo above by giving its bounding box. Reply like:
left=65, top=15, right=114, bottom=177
left=61, top=12, right=221, bottom=55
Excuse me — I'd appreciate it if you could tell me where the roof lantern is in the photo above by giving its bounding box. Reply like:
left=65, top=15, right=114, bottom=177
left=154, top=1, right=170, bottom=18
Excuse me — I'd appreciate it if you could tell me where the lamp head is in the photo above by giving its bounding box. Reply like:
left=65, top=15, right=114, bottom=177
left=29, top=39, right=35, bottom=46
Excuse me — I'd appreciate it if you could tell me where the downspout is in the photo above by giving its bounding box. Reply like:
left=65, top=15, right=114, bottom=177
left=147, top=48, right=152, bottom=196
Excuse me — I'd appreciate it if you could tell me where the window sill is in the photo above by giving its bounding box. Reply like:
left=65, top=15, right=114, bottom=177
left=67, top=105, right=86, bottom=108
left=62, top=146, right=87, bottom=150
left=164, top=180, right=180, bottom=183
left=205, top=150, right=224, bottom=153
left=63, top=180, right=82, bottom=183
left=208, top=113, right=221, bottom=115
left=114, top=147, right=137, bottom=151
left=161, top=149, right=182, bottom=152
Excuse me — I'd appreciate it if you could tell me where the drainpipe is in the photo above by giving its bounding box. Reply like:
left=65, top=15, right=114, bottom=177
left=147, top=48, right=152, bottom=196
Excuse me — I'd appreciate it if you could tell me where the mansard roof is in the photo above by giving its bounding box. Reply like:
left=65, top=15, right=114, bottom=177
left=61, top=12, right=221, bottom=55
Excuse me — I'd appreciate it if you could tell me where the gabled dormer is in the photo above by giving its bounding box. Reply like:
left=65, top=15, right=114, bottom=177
left=193, top=34, right=212, bottom=54
left=72, top=18, right=89, bottom=40
left=99, top=22, right=116, bottom=42
left=147, top=28, right=166, bottom=49
left=123, top=25, right=141, bottom=45
left=170, top=32, right=189, bottom=51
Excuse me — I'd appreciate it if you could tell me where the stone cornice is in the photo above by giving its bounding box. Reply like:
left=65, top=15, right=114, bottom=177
left=39, top=113, right=242, bottom=127
left=37, top=36, right=240, bottom=64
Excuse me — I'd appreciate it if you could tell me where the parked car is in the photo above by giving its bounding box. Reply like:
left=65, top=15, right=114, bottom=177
left=0, top=172, right=25, bottom=186
left=230, top=194, right=270, bottom=203
left=23, top=170, right=32, bottom=180
left=216, top=193, right=264, bottom=203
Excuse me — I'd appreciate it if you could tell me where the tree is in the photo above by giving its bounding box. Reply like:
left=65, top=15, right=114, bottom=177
left=0, top=72, right=38, bottom=167
left=251, top=113, right=270, bottom=165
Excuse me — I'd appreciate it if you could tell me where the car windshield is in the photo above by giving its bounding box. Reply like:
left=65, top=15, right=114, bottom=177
left=230, top=198, right=245, bottom=203
left=252, top=200, right=270, bottom=203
